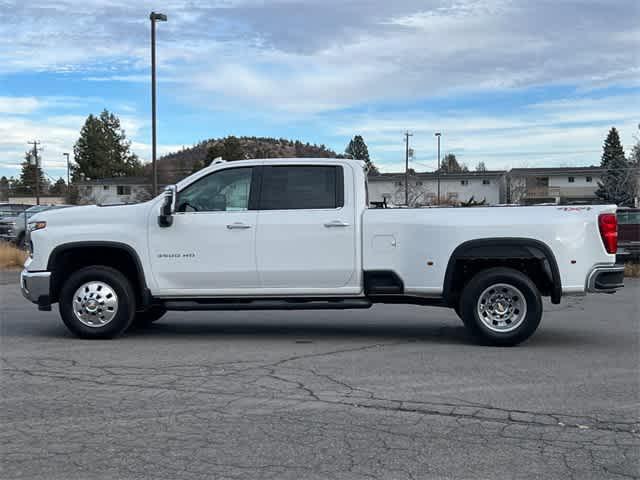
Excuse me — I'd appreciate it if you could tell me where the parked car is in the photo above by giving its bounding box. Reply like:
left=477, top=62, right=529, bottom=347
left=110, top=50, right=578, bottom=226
left=0, top=203, right=30, bottom=220
left=617, top=207, right=640, bottom=261
left=21, top=159, right=623, bottom=346
left=0, top=204, right=71, bottom=247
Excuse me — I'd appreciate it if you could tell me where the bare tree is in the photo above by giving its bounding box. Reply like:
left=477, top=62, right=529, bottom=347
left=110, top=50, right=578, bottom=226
left=393, top=178, right=431, bottom=207
left=507, top=175, right=527, bottom=204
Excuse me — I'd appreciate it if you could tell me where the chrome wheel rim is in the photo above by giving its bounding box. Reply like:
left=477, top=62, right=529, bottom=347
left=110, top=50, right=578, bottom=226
left=72, top=282, right=118, bottom=327
left=477, top=283, right=527, bottom=333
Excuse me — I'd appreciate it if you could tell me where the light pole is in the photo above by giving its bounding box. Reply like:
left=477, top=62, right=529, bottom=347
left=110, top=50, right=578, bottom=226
left=435, top=132, right=441, bottom=205
left=404, top=131, right=413, bottom=206
left=150, top=11, right=167, bottom=197
left=63, top=153, right=70, bottom=194
left=28, top=140, right=41, bottom=205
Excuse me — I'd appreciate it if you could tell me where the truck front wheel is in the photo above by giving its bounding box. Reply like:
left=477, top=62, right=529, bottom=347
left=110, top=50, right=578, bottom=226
left=459, top=267, right=542, bottom=346
left=59, top=266, right=136, bottom=339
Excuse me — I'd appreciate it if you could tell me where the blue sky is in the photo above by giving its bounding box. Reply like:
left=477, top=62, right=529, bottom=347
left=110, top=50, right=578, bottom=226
left=1, top=0, right=639, bottom=180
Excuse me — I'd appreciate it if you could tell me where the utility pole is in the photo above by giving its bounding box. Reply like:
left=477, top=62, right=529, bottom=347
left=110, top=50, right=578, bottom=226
left=404, top=131, right=413, bottom=206
left=63, top=153, right=70, bottom=194
left=150, top=11, right=167, bottom=197
left=28, top=140, right=41, bottom=205
left=435, top=132, right=441, bottom=205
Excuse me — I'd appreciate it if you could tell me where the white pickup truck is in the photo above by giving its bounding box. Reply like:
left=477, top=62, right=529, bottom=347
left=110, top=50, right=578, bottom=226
left=21, top=158, right=624, bottom=345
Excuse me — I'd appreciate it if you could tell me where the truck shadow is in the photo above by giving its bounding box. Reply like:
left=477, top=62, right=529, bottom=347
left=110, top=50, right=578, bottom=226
left=126, top=318, right=473, bottom=345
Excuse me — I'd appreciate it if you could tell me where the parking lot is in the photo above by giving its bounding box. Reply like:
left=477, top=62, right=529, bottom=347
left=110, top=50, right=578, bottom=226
left=1, top=270, right=638, bottom=479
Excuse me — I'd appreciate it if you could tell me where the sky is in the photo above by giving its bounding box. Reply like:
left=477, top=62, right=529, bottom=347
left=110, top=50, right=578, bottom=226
left=1, top=0, right=639, bottom=180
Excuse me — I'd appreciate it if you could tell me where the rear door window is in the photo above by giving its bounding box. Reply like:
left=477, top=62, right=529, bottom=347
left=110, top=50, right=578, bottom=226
left=259, top=165, right=344, bottom=210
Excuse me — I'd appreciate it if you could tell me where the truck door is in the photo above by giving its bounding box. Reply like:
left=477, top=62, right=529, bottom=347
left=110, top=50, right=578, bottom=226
left=148, top=166, right=259, bottom=294
left=255, top=164, right=357, bottom=290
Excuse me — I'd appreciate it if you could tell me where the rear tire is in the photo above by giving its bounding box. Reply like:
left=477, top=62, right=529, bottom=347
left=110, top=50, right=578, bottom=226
left=59, top=266, right=136, bottom=339
left=460, top=267, right=542, bottom=346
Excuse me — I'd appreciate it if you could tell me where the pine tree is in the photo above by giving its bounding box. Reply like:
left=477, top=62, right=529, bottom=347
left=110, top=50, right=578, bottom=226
left=595, top=127, right=634, bottom=206
left=72, top=110, right=142, bottom=181
left=598, top=127, right=625, bottom=169
left=0, top=176, right=8, bottom=201
left=345, top=135, right=378, bottom=174
left=16, top=151, right=49, bottom=195
left=49, top=177, right=67, bottom=195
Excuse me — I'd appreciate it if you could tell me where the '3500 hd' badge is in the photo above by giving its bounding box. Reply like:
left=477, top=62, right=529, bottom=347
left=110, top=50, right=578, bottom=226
left=157, top=252, right=196, bottom=259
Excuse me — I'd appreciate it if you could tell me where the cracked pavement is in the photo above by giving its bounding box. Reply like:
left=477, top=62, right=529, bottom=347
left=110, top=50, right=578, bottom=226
left=1, top=271, right=639, bottom=479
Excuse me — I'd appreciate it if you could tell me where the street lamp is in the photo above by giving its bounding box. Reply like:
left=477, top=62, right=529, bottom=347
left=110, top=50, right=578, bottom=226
left=404, top=131, right=413, bottom=206
left=150, top=11, right=167, bottom=196
left=435, top=132, right=441, bottom=205
left=63, top=153, right=70, bottom=193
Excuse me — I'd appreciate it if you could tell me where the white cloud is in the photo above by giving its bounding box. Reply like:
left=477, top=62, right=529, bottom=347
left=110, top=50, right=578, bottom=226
left=0, top=99, right=170, bottom=177
left=0, top=96, right=42, bottom=114
left=339, top=92, right=640, bottom=172
left=2, top=1, right=638, bottom=114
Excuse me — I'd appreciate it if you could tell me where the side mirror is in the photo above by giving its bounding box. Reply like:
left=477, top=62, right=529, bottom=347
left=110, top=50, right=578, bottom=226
left=158, top=185, right=176, bottom=227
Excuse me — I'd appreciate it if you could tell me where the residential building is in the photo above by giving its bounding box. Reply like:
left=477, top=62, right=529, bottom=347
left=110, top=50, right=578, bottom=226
left=77, top=177, right=152, bottom=205
left=367, top=171, right=507, bottom=206
left=508, top=167, right=605, bottom=205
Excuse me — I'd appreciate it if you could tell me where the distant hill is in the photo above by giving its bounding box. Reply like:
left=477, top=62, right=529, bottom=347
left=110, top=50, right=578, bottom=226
left=153, top=136, right=347, bottom=184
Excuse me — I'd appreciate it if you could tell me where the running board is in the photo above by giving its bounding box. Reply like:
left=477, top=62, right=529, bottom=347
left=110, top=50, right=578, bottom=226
left=163, top=298, right=372, bottom=311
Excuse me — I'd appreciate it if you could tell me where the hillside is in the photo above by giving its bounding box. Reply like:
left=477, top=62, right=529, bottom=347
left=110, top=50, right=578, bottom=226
left=154, top=136, right=346, bottom=184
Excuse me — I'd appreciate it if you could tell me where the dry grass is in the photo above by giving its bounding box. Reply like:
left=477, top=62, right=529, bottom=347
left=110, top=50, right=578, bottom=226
left=624, top=262, right=640, bottom=278
left=0, top=241, right=27, bottom=270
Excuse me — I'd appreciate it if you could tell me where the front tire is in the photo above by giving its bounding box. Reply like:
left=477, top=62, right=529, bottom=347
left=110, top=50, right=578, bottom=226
left=460, top=267, right=542, bottom=346
left=59, top=266, right=136, bottom=339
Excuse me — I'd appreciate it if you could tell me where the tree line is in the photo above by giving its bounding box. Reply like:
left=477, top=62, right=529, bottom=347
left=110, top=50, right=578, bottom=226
left=1, top=109, right=637, bottom=207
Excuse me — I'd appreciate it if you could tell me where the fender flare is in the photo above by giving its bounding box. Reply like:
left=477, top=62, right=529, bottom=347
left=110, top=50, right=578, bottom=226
left=47, top=241, right=151, bottom=306
left=442, top=238, right=562, bottom=305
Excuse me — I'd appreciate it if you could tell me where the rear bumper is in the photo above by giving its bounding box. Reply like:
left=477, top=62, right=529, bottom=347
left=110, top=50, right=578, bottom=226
left=20, top=269, right=52, bottom=311
left=586, top=264, right=625, bottom=293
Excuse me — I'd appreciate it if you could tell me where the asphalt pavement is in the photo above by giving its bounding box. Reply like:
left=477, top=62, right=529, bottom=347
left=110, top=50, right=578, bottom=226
left=1, top=270, right=639, bottom=479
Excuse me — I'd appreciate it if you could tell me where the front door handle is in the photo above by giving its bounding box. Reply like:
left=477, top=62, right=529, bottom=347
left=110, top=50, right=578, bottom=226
left=324, top=220, right=351, bottom=228
left=227, top=222, right=252, bottom=230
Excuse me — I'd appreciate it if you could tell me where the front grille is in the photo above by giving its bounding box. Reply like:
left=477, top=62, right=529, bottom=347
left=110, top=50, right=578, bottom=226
left=0, top=224, right=11, bottom=236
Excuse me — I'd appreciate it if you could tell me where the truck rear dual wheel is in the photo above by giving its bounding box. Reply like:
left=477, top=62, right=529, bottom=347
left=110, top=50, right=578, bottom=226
left=59, top=266, right=136, bottom=339
left=459, top=267, right=542, bottom=346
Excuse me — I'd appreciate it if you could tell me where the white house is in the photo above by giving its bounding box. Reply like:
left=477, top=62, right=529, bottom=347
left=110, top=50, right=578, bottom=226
left=367, top=171, right=507, bottom=206
left=77, top=177, right=152, bottom=205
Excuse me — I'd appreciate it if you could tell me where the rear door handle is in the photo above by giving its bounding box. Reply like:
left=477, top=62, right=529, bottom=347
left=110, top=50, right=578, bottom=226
left=227, top=222, right=252, bottom=230
left=324, top=220, right=351, bottom=228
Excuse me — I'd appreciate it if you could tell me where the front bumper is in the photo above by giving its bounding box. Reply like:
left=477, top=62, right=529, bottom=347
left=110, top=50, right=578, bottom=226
left=586, top=264, right=625, bottom=293
left=20, top=269, right=52, bottom=311
left=0, top=233, right=17, bottom=243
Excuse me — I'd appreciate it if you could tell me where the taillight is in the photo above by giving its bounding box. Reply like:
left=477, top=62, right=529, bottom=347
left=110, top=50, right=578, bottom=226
left=598, top=213, right=617, bottom=254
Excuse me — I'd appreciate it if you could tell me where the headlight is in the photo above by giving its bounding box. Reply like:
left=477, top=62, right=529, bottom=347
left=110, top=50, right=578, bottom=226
left=27, top=221, right=47, bottom=233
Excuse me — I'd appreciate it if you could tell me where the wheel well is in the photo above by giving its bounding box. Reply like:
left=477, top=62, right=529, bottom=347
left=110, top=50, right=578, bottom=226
left=48, top=243, right=149, bottom=306
left=443, top=239, right=562, bottom=306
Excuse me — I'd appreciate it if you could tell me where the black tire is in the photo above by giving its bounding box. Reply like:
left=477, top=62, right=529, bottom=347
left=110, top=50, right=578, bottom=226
left=459, top=267, right=542, bottom=346
left=59, top=266, right=136, bottom=339
left=133, top=306, right=167, bottom=326
left=15, top=233, right=25, bottom=249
